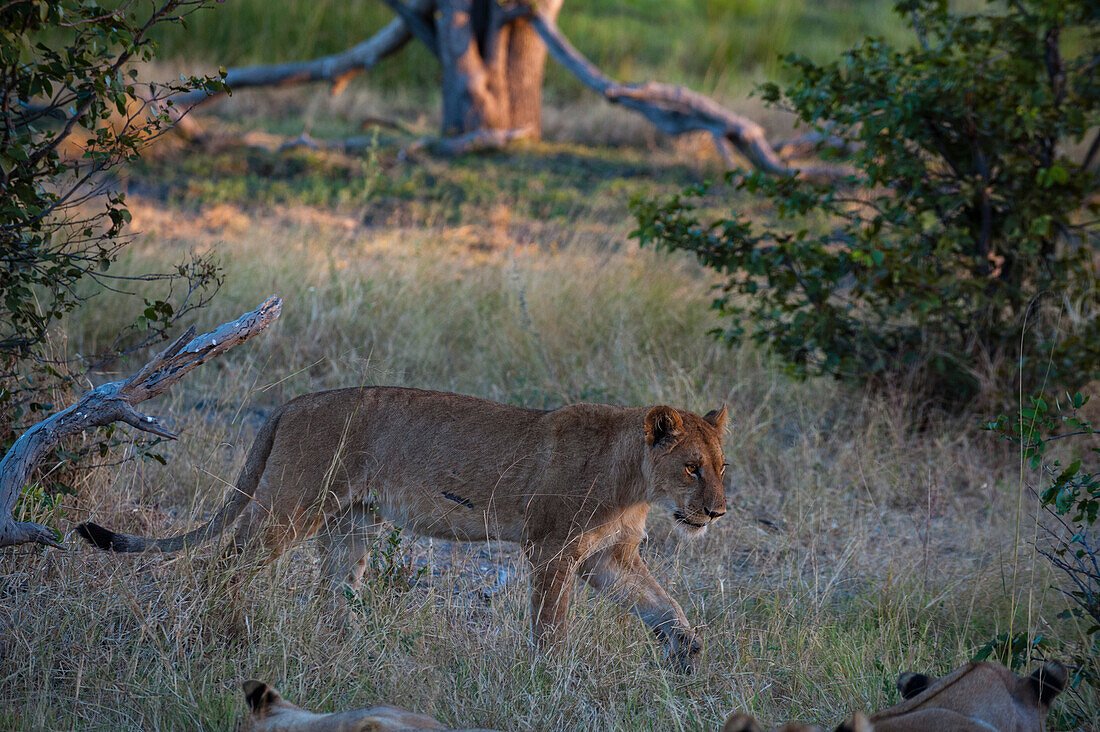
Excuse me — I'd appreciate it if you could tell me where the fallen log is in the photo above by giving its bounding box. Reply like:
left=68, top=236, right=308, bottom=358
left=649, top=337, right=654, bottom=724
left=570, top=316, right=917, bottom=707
left=0, top=297, right=282, bottom=549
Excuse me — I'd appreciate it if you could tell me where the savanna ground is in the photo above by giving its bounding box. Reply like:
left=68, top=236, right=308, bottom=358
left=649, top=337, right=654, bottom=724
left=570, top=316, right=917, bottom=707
left=3, top=2, right=1097, bottom=729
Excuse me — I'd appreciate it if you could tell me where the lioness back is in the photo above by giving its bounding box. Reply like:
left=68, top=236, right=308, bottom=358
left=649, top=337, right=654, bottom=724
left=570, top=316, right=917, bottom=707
left=266, top=386, right=555, bottom=542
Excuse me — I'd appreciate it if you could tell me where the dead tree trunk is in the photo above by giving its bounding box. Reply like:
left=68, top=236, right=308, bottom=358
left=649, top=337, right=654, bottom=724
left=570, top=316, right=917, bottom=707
left=504, top=11, right=557, bottom=136
left=0, top=297, right=282, bottom=549
left=169, top=1, right=836, bottom=173
left=436, top=0, right=563, bottom=139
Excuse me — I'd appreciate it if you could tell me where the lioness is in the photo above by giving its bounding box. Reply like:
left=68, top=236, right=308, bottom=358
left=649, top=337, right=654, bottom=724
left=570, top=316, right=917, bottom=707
left=845, top=660, right=1067, bottom=732
left=237, top=680, right=503, bottom=732
left=78, top=387, right=729, bottom=673
left=723, top=660, right=1066, bottom=732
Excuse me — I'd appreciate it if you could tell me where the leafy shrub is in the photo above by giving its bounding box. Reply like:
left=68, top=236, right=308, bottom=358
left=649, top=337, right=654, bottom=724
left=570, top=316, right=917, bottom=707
left=0, top=1, right=226, bottom=492
left=985, top=392, right=1099, bottom=721
left=1, top=1, right=225, bottom=428
left=631, top=0, right=1099, bottom=406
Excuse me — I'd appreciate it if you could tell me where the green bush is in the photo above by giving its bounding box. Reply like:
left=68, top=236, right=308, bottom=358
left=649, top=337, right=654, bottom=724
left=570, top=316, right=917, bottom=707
left=631, top=0, right=1099, bottom=406
left=0, top=1, right=224, bottom=474
left=0, top=2, right=227, bottom=380
left=985, top=392, right=1099, bottom=723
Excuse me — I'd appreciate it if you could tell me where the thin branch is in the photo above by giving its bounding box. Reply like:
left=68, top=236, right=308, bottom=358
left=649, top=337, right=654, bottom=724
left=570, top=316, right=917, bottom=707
left=0, top=297, right=282, bottom=549
left=521, top=8, right=841, bottom=179
left=164, top=0, right=436, bottom=111
left=1082, top=128, right=1100, bottom=171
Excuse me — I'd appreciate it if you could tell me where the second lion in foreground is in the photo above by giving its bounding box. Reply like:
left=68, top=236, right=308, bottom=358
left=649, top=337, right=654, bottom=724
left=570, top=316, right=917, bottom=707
left=78, top=387, right=730, bottom=673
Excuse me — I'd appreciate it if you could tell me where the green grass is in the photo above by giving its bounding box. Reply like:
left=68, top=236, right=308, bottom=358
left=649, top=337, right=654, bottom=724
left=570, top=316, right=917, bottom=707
left=155, top=0, right=914, bottom=97
left=127, top=139, right=705, bottom=222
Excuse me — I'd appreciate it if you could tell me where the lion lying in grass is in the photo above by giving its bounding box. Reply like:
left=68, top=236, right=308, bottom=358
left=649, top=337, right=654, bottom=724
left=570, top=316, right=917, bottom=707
left=723, top=660, right=1067, bottom=732
left=237, top=680, right=503, bottom=731
left=855, top=660, right=1068, bottom=732
left=78, top=387, right=729, bottom=673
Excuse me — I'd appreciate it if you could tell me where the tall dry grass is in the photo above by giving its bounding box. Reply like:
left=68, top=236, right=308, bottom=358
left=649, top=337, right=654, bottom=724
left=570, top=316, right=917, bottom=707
left=3, top=195, right=1091, bottom=729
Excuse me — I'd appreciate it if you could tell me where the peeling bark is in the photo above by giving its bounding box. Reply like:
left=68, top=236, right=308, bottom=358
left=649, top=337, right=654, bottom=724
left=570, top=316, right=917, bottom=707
left=0, top=297, right=282, bottom=549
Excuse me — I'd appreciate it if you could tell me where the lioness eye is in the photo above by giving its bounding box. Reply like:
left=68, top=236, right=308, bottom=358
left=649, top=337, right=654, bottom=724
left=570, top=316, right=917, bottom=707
left=685, top=464, right=700, bottom=476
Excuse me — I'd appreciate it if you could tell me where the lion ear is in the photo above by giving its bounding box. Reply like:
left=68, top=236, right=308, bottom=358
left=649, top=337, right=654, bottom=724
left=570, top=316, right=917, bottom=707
left=644, top=406, right=684, bottom=447
left=703, top=405, right=728, bottom=432
left=721, top=713, right=764, bottom=732
left=1026, top=661, right=1067, bottom=706
left=897, top=672, right=932, bottom=699
left=242, top=680, right=282, bottom=713
left=834, top=712, right=872, bottom=732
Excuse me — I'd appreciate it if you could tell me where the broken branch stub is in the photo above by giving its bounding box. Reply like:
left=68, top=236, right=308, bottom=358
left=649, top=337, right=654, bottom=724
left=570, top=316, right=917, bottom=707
left=0, top=296, right=283, bottom=549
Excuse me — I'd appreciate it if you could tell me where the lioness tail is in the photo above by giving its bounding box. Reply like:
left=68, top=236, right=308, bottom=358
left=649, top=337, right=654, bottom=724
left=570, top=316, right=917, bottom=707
left=76, top=406, right=283, bottom=553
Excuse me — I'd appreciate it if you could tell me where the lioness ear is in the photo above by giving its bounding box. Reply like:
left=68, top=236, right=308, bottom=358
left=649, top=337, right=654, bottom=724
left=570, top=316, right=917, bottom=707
left=721, top=713, right=764, bottom=732
left=833, top=712, right=871, bottom=732
left=897, top=672, right=931, bottom=699
left=644, top=406, right=684, bottom=447
left=703, top=405, right=728, bottom=433
left=242, top=680, right=282, bottom=713
left=1026, top=661, right=1067, bottom=706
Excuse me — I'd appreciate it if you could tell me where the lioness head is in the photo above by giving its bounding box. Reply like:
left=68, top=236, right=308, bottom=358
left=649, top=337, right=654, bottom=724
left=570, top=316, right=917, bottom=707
left=238, top=679, right=453, bottom=731
left=643, top=404, right=729, bottom=537
left=862, top=660, right=1068, bottom=732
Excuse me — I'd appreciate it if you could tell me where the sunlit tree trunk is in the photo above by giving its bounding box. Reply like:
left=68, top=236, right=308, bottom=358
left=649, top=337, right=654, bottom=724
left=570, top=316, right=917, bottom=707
left=437, top=0, right=563, bottom=139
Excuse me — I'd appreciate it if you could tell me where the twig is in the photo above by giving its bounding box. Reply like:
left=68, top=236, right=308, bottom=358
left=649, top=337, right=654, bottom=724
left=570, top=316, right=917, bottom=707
left=0, top=297, right=283, bottom=549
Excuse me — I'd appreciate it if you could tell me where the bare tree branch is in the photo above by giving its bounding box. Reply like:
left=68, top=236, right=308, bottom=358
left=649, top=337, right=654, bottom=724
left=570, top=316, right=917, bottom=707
left=522, top=9, right=841, bottom=179
left=1083, top=127, right=1100, bottom=172
left=166, top=0, right=436, bottom=111
left=0, top=297, right=282, bottom=549
left=774, top=125, right=858, bottom=159
left=380, top=0, right=439, bottom=58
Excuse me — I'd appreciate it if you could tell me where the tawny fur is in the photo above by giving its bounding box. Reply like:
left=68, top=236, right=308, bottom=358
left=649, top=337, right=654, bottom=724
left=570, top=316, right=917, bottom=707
left=721, top=713, right=828, bottom=732
left=237, top=680, right=502, bottom=732
left=724, top=661, right=1065, bottom=732
left=853, top=661, right=1067, bottom=732
left=78, top=387, right=729, bottom=672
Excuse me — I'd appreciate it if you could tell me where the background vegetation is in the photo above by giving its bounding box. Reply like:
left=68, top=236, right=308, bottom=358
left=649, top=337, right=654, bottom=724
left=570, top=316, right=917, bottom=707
left=633, top=0, right=1099, bottom=405
left=1, top=1, right=1097, bottom=730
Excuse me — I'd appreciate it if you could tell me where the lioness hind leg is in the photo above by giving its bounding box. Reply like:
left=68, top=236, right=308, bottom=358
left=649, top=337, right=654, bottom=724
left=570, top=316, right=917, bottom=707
left=318, top=504, right=381, bottom=593
left=226, top=497, right=305, bottom=562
